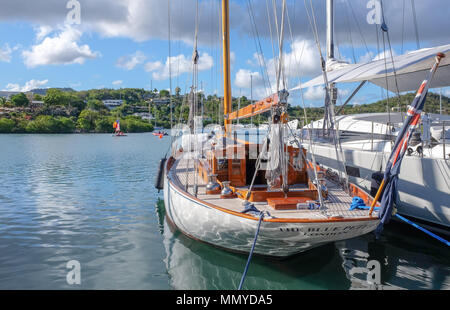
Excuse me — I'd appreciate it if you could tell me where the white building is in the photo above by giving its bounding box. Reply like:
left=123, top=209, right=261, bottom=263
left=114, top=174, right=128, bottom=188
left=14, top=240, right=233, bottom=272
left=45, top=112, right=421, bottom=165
left=102, top=99, right=124, bottom=109
left=133, top=112, right=154, bottom=121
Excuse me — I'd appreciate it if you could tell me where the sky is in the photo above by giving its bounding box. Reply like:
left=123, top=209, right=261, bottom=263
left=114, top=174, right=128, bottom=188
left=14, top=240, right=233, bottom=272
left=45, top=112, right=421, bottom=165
left=0, top=0, right=449, bottom=107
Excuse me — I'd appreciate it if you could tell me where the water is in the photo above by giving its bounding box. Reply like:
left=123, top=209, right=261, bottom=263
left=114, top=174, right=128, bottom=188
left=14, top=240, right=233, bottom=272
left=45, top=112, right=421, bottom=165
left=0, top=134, right=449, bottom=290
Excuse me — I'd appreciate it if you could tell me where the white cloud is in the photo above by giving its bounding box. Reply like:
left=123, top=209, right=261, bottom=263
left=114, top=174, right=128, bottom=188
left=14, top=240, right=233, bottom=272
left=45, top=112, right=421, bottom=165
left=234, top=39, right=323, bottom=99
left=22, top=26, right=100, bottom=68
left=304, top=86, right=350, bottom=102
left=145, top=52, right=213, bottom=81
left=304, top=86, right=326, bottom=101
left=372, top=50, right=397, bottom=61
left=0, top=43, right=20, bottom=63
left=144, top=61, right=163, bottom=72
left=112, top=80, right=123, bottom=86
left=234, top=69, right=264, bottom=89
left=0, top=44, right=13, bottom=63
left=35, top=25, right=53, bottom=42
left=116, top=51, right=146, bottom=70
left=269, top=40, right=322, bottom=80
left=0, top=0, right=449, bottom=48
left=358, top=50, right=398, bottom=63
left=358, top=51, right=375, bottom=63
left=230, top=51, right=236, bottom=66
left=4, top=79, right=49, bottom=92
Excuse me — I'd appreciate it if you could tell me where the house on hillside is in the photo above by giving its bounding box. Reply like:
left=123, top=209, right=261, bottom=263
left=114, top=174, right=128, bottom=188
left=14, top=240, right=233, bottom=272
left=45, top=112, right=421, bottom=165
left=150, top=98, right=170, bottom=106
left=102, top=99, right=124, bottom=110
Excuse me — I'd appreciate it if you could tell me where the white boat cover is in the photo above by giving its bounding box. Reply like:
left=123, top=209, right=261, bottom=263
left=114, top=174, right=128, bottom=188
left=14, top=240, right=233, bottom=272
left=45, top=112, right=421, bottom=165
left=291, top=44, right=450, bottom=93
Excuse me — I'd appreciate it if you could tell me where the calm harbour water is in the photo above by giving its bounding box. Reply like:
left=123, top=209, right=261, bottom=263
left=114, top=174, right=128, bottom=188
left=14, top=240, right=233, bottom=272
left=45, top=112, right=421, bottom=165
left=0, top=133, right=448, bottom=290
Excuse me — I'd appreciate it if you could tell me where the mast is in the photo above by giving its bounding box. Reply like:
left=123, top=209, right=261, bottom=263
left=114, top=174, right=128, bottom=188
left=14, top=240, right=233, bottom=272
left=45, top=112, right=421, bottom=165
left=324, top=0, right=337, bottom=134
left=324, top=0, right=348, bottom=188
left=326, top=0, right=334, bottom=60
left=222, top=0, right=232, bottom=134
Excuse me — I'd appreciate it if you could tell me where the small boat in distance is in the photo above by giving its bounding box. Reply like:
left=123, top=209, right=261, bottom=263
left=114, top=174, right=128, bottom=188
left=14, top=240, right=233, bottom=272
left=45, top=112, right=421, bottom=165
left=113, top=119, right=127, bottom=137
left=153, top=131, right=168, bottom=138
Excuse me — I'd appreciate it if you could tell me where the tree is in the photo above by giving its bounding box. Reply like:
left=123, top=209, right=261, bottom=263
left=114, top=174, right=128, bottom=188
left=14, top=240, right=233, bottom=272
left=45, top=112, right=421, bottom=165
left=58, top=117, right=76, bottom=133
left=86, top=99, right=107, bottom=111
left=77, top=109, right=100, bottom=132
left=0, top=118, right=15, bottom=133
left=175, top=87, right=181, bottom=97
left=159, top=89, right=170, bottom=98
left=95, top=117, right=114, bottom=133
left=10, top=93, right=29, bottom=107
left=33, top=94, right=43, bottom=101
left=43, top=89, right=70, bottom=107
left=26, top=116, right=58, bottom=133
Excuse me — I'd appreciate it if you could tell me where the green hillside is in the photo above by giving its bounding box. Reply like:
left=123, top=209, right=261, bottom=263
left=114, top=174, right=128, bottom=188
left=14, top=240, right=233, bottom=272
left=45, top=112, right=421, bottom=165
left=0, top=87, right=448, bottom=133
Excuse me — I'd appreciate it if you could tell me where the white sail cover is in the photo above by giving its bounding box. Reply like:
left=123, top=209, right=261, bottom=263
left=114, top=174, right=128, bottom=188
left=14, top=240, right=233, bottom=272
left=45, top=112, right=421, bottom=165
left=292, top=44, right=450, bottom=93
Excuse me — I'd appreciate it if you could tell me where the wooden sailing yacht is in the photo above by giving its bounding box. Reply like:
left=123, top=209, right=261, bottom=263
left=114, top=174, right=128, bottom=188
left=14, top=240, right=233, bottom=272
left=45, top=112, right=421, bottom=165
left=160, top=0, right=381, bottom=258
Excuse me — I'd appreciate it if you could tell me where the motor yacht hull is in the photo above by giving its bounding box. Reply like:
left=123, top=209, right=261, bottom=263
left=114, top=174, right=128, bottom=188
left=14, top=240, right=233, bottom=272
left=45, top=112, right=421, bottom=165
left=303, top=142, right=450, bottom=233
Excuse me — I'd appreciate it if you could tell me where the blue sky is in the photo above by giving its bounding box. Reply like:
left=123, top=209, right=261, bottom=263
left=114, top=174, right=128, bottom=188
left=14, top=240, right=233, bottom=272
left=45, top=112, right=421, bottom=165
left=0, top=0, right=449, bottom=108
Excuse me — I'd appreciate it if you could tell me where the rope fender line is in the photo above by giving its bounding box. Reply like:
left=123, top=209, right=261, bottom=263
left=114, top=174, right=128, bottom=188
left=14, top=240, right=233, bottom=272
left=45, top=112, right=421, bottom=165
left=238, top=212, right=265, bottom=290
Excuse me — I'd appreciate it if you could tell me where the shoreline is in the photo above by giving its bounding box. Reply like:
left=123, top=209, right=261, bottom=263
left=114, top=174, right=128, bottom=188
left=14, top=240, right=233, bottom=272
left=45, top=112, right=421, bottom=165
left=0, top=131, right=165, bottom=135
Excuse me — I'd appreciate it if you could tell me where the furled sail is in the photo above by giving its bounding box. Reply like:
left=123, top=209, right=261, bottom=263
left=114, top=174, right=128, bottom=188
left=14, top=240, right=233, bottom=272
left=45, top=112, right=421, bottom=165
left=291, top=44, right=450, bottom=93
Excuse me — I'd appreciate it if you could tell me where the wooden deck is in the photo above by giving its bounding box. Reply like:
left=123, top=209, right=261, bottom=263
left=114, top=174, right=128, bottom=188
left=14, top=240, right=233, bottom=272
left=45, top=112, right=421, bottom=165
left=169, top=158, right=378, bottom=220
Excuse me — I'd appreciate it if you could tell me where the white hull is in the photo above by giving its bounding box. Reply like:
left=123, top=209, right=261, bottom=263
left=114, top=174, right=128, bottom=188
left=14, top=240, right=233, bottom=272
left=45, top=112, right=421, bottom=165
left=305, top=142, right=450, bottom=230
left=164, top=162, right=380, bottom=258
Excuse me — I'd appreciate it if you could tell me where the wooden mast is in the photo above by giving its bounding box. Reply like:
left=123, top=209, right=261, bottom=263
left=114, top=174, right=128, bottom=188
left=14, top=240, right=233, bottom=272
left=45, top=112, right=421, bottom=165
left=222, top=0, right=232, bottom=134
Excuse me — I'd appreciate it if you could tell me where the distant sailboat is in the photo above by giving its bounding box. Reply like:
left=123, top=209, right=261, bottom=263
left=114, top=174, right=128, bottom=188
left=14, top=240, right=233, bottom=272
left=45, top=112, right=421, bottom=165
left=113, top=119, right=127, bottom=137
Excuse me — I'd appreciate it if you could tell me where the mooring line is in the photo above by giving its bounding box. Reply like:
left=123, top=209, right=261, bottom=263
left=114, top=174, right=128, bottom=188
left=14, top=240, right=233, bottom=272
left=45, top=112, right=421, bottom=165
left=349, top=202, right=449, bottom=247
left=238, top=212, right=264, bottom=290
left=394, top=214, right=450, bottom=247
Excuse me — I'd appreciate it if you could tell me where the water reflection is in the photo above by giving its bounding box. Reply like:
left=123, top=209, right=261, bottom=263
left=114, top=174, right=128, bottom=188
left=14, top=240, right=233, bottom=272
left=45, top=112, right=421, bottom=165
left=157, top=201, right=450, bottom=290
left=0, top=133, right=447, bottom=290
left=0, top=134, right=171, bottom=289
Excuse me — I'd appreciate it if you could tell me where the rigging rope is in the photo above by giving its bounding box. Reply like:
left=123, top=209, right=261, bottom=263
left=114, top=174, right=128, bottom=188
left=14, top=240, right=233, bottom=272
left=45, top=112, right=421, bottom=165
left=247, top=0, right=272, bottom=96
left=275, top=0, right=287, bottom=92
left=266, top=0, right=278, bottom=86
left=346, top=0, right=370, bottom=56
left=410, top=0, right=420, bottom=50
left=343, top=1, right=356, bottom=63
left=401, top=0, right=405, bottom=54
left=305, top=0, right=350, bottom=192
left=168, top=0, right=173, bottom=131
left=380, top=0, right=403, bottom=119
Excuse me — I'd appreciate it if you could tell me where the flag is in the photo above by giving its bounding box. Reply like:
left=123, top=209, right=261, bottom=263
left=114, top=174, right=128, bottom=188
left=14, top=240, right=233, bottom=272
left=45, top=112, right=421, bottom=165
left=375, top=53, right=445, bottom=237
